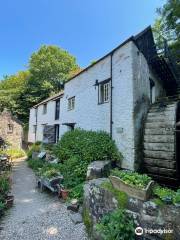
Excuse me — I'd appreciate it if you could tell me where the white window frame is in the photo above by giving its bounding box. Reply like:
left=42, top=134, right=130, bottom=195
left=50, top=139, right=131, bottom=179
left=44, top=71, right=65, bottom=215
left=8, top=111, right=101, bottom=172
left=99, top=81, right=110, bottom=104
left=68, top=97, right=75, bottom=111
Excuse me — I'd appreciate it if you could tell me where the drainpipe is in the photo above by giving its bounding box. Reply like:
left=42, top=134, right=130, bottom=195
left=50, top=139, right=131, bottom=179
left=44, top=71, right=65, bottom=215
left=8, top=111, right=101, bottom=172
left=110, top=53, right=113, bottom=138
left=35, top=107, right=37, bottom=142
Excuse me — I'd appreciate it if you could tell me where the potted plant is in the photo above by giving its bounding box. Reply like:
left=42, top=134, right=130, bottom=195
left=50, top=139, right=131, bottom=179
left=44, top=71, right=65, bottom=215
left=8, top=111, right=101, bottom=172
left=109, top=169, right=154, bottom=201
left=60, top=184, right=70, bottom=200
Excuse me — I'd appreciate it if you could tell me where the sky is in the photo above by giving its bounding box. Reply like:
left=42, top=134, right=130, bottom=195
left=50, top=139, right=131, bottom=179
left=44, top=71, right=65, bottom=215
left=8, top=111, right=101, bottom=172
left=0, top=0, right=165, bottom=79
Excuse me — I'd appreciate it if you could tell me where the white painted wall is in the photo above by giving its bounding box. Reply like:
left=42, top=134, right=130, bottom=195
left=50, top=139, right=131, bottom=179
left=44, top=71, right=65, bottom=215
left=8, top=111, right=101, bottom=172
left=131, top=43, right=165, bottom=170
left=60, top=41, right=135, bottom=169
left=28, top=40, right=165, bottom=171
left=28, top=99, right=62, bottom=143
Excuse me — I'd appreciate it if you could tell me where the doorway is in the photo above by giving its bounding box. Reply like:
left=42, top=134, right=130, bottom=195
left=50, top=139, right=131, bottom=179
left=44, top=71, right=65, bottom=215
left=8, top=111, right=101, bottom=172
left=150, top=78, right=155, bottom=104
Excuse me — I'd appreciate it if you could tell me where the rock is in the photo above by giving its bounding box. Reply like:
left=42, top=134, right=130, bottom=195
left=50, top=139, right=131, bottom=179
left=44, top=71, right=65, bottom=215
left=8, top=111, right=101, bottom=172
left=67, top=203, right=79, bottom=213
left=143, top=201, right=158, bottom=216
left=127, top=197, right=143, bottom=213
left=83, top=178, right=118, bottom=225
left=32, top=152, right=39, bottom=159
left=86, top=161, right=111, bottom=180
left=70, top=213, right=83, bottom=224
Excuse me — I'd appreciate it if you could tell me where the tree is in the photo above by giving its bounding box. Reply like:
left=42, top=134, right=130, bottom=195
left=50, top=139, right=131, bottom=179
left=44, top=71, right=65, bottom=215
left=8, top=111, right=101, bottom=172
left=153, top=0, right=180, bottom=73
left=0, top=71, right=29, bottom=122
left=28, top=45, right=79, bottom=91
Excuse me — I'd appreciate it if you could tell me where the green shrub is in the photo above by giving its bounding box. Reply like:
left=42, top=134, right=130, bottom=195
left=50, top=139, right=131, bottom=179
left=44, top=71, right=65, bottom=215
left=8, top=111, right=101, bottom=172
left=27, top=142, right=41, bottom=158
left=69, top=183, right=84, bottom=203
left=27, top=158, right=45, bottom=171
left=153, top=185, right=175, bottom=203
left=0, top=174, right=10, bottom=197
left=0, top=148, right=26, bottom=159
left=59, top=155, right=88, bottom=189
left=54, top=129, right=122, bottom=164
left=111, top=169, right=151, bottom=189
left=0, top=201, right=5, bottom=210
left=96, top=209, right=135, bottom=240
left=174, top=190, right=180, bottom=204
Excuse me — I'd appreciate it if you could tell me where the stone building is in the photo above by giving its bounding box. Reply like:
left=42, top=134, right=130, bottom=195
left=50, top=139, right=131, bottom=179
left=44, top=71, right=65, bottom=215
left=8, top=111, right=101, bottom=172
left=28, top=26, right=179, bottom=185
left=0, top=109, right=23, bottom=149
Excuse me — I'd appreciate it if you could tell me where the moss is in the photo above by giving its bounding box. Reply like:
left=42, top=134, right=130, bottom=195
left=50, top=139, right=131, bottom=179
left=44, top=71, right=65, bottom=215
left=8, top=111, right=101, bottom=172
left=101, top=181, right=128, bottom=209
left=152, top=198, right=165, bottom=207
left=82, top=207, right=93, bottom=234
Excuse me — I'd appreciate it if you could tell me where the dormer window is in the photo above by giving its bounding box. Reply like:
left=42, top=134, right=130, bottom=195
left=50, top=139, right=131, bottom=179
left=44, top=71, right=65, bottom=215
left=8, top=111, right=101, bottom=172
left=43, top=104, right=47, bottom=114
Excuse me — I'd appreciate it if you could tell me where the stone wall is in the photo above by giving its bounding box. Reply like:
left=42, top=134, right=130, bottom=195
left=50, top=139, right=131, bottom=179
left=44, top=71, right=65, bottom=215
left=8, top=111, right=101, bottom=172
left=83, top=178, right=180, bottom=240
left=0, top=110, right=23, bottom=149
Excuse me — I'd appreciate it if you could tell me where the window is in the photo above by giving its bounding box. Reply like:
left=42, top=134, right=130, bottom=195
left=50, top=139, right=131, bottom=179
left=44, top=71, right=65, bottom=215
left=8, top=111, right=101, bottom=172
left=7, top=124, right=13, bottom=133
left=68, top=97, right=75, bottom=110
left=33, top=125, right=37, bottom=134
left=34, top=108, right=38, bottom=117
left=55, top=99, right=60, bottom=120
left=99, top=81, right=110, bottom=104
left=42, top=104, right=47, bottom=114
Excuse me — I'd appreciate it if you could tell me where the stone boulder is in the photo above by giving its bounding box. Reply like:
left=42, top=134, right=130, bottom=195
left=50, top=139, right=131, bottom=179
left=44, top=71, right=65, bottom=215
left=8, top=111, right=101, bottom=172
left=86, top=161, right=111, bottom=180
left=83, top=178, right=180, bottom=240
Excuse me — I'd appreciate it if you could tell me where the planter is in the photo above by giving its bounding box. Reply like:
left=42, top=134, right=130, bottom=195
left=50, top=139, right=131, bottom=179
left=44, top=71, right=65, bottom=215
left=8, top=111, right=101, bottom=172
left=5, top=195, right=14, bottom=208
left=61, top=189, right=69, bottom=200
left=109, top=175, right=154, bottom=201
left=37, top=175, right=63, bottom=193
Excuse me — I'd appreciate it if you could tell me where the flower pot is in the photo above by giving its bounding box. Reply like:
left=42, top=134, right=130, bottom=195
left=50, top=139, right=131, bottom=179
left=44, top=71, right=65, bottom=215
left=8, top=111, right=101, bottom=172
left=61, top=189, right=69, bottom=200
left=109, top=175, right=154, bottom=201
left=6, top=195, right=14, bottom=208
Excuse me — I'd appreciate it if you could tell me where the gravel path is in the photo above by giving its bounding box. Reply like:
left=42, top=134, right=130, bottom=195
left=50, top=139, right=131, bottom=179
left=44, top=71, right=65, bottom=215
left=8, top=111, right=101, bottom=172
left=0, top=158, right=88, bottom=240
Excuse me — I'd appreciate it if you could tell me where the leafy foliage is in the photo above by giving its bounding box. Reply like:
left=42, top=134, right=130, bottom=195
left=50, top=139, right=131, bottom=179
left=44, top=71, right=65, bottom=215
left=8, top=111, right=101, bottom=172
left=0, top=45, right=80, bottom=124
left=96, top=209, right=135, bottom=240
left=153, top=185, right=176, bottom=203
left=101, top=181, right=128, bottom=209
left=27, top=142, right=42, bottom=158
left=27, top=158, right=45, bottom=171
left=54, top=129, right=122, bottom=164
left=111, top=169, right=151, bottom=189
left=0, top=71, right=29, bottom=122
left=153, top=0, right=180, bottom=72
left=0, top=174, right=10, bottom=198
left=68, top=183, right=84, bottom=203
left=0, top=148, right=26, bottom=159
left=174, top=189, right=180, bottom=204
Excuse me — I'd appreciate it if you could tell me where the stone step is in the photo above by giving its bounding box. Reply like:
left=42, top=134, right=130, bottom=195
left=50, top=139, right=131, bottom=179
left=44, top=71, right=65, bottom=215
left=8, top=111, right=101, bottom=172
left=144, top=150, right=175, bottom=160
left=145, top=128, right=174, bottom=135
left=146, top=118, right=175, bottom=123
left=145, top=122, right=175, bottom=129
left=147, top=112, right=176, bottom=120
left=144, top=135, right=174, bottom=143
left=144, top=142, right=174, bottom=151
left=144, top=158, right=176, bottom=169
